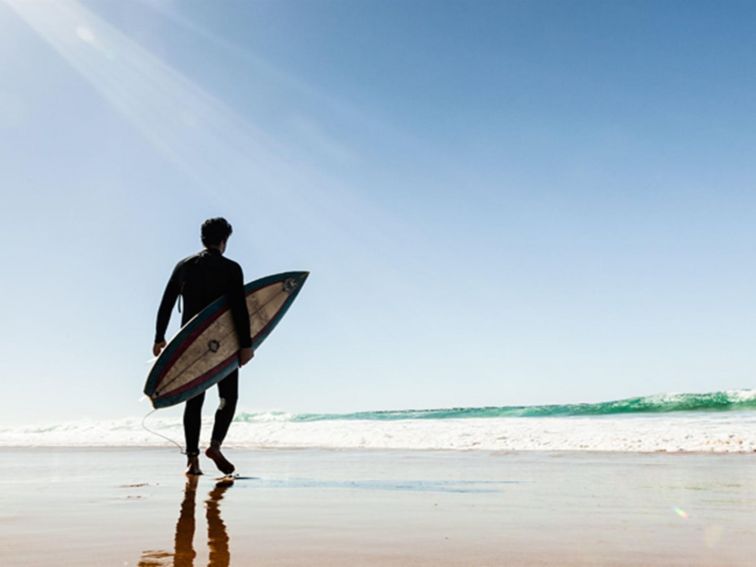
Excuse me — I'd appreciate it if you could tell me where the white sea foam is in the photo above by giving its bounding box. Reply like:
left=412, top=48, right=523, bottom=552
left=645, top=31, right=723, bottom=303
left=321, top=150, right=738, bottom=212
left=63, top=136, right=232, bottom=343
left=1, top=412, right=754, bottom=453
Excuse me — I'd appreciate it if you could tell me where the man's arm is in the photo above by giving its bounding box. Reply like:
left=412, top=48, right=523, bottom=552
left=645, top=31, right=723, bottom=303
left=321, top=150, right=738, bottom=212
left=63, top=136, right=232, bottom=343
left=153, top=261, right=183, bottom=355
left=228, top=262, right=253, bottom=365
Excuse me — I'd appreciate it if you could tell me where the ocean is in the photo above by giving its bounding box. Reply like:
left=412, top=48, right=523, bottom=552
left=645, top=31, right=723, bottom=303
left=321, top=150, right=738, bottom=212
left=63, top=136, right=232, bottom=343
left=2, top=390, right=754, bottom=452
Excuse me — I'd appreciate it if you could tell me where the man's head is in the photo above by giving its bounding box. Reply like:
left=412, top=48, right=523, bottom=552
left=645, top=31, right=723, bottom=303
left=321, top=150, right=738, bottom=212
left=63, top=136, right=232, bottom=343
left=201, top=217, right=233, bottom=251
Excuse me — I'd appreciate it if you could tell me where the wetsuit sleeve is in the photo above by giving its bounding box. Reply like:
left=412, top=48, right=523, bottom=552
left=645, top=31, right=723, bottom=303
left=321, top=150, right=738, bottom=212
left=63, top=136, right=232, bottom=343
left=154, top=261, right=183, bottom=343
left=229, top=263, right=252, bottom=348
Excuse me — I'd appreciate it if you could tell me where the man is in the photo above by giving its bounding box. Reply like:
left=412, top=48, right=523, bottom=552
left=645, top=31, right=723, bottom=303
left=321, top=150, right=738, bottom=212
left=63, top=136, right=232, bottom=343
left=153, top=217, right=254, bottom=476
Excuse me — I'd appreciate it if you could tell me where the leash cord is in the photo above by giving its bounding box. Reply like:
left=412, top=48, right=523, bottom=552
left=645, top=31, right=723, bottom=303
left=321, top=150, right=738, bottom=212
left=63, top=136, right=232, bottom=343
left=141, top=409, right=185, bottom=454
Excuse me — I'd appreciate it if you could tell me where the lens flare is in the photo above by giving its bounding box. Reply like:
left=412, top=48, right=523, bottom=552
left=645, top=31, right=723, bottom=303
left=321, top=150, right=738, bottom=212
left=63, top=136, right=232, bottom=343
left=74, top=25, right=95, bottom=44
left=673, top=506, right=689, bottom=519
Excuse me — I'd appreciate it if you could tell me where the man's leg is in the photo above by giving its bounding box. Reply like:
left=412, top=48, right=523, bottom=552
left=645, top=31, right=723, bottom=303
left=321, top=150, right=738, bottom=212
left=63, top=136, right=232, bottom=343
left=206, top=371, right=238, bottom=474
left=211, top=370, right=238, bottom=444
left=183, top=391, right=205, bottom=475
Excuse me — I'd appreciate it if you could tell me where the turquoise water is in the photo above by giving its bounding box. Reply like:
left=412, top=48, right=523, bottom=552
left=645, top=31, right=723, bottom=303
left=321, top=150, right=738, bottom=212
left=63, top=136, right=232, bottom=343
left=2, top=390, right=753, bottom=452
left=235, top=390, right=756, bottom=422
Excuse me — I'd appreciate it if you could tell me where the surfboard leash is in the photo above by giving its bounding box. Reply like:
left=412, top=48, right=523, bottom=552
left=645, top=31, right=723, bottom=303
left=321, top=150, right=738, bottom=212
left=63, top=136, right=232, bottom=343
left=141, top=409, right=186, bottom=454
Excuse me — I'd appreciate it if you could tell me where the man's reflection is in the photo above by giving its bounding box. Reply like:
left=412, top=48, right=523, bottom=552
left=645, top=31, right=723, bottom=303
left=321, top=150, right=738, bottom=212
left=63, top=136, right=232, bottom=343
left=139, top=476, right=233, bottom=567
left=205, top=480, right=231, bottom=566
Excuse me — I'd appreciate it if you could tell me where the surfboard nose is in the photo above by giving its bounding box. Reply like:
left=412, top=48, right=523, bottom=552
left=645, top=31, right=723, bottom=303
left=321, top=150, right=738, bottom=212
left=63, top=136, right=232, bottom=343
left=283, top=271, right=309, bottom=293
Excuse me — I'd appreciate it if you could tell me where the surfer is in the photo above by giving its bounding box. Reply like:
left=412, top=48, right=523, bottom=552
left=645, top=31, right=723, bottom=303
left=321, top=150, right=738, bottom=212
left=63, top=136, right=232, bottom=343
left=153, top=217, right=254, bottom=476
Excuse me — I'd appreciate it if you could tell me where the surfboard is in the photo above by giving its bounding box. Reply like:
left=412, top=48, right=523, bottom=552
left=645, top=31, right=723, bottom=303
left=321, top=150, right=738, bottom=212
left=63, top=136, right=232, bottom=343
left=144, top=271, right=308, bottom=409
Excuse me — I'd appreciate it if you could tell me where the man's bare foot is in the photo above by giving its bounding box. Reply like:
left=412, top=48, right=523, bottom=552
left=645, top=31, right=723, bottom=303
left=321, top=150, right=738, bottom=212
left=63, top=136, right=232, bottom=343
left=185, top=455, right=203, bottom=476
left=205, top=445, right=235, bottom=475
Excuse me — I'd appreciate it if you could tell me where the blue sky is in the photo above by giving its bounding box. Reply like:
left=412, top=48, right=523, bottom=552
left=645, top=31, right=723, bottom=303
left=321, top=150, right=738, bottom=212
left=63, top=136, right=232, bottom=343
left=1, top=0, right=755, bottom=425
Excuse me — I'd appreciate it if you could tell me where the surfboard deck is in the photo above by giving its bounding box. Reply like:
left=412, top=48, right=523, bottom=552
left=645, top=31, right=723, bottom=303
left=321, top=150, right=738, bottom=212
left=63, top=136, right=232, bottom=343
left=144, top=271, right=308, bottom=409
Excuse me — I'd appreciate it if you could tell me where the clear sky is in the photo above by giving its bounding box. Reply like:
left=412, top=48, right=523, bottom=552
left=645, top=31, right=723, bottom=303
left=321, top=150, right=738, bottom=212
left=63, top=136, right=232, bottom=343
left=1, top=0, right=755, bottom=425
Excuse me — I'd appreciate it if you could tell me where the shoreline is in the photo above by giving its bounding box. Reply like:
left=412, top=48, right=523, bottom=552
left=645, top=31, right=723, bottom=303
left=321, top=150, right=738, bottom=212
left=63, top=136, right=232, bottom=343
left=2, top=410, right=755, bottom=453
left=2, top=444, right=756, bottom=455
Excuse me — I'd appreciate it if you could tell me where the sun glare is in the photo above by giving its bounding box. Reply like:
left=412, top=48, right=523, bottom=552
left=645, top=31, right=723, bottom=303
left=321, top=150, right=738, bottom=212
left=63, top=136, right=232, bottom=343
left=3, top=0, right=401, bottom=273
left=3, top=0, right=293, bottom=207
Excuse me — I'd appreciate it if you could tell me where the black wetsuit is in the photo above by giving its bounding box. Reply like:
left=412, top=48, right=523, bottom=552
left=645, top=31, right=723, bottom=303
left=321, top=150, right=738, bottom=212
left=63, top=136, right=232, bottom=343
left=155, top=248, right=252, bottom=456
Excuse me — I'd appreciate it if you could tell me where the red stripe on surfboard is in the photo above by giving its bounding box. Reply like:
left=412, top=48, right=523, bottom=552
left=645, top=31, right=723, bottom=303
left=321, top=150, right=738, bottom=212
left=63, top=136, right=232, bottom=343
left=161, top=352, right=239, bottom=400
left=157, top=312, right=285, bottom=399
left=157, top=282, right=277, bottom=383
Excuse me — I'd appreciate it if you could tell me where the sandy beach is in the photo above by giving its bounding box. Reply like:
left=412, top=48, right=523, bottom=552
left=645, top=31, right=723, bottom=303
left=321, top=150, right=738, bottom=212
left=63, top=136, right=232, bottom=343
left=0, top=448, right=754, bottom=566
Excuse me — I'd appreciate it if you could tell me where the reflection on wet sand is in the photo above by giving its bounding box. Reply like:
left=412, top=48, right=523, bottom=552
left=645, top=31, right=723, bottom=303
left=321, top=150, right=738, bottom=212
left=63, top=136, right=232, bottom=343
left=139, top=476, right=233, bottom=567
left=205, top=480, right=231, bottom=566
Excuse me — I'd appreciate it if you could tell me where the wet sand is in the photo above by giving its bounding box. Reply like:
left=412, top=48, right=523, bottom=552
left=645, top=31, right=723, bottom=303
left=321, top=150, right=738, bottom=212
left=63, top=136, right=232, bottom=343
left=0, top=448, right=754, bottom=566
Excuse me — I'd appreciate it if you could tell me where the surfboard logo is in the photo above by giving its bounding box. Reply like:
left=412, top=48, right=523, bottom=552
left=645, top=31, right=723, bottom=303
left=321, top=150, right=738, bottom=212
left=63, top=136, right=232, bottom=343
left=208, top=339, right=220, bottom=353
left=283, top=277, right=298, bottom=293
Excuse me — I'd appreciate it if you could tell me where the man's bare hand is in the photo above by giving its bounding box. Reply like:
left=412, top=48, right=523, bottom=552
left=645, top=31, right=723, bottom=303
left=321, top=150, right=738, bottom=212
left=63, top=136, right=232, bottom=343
left=239, top=347, right=254, bottom=367
left=153, top=341, right=167, bottom=357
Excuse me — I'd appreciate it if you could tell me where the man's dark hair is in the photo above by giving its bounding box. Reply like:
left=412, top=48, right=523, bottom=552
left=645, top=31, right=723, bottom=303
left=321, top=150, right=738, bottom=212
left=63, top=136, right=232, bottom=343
left=201, top=217, right=233, bottom=247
